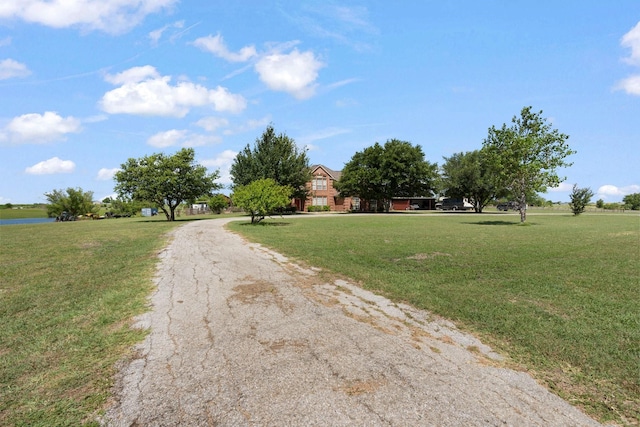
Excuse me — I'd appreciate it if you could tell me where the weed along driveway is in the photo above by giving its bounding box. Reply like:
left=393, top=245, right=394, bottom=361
left=104, top=217, right=602, bottom=426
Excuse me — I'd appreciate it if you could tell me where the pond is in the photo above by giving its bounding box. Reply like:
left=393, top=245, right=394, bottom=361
left=0, top=218, right=56, bottom=226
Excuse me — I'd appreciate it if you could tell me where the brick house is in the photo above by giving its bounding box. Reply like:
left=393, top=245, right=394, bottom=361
left=296, top=165, right=359, bottom=212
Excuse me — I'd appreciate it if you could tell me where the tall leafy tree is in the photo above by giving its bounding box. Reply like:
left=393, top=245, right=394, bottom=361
left=230, top=125, right=311, bottom=202
left=114, top=148, right=221, bottom=221
left=482, top=106, right=575, bottom=222
left=622, top=193, right=640, bottom=210
left=440, top=150, right=503, bottom=213
left=336, top=139, right=437, bottom=212
left=45, top=187, right=97, bottom=218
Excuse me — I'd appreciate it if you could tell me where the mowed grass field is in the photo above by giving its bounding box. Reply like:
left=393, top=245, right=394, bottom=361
left=0, top=217, right=180, bottom=426
left=0, top=211, right=638, bottom=425
left=228, top=213, right=640, bottom=425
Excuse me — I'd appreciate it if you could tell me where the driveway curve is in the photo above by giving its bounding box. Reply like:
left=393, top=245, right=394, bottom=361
left=103, top=218, right=601, bottom=426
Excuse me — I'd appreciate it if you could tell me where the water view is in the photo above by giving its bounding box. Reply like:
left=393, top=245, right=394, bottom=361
left=0, top=218, right=56, bottom=226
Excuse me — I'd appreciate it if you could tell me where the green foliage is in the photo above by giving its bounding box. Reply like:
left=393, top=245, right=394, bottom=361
left=0, top=219, right=179, bottom=426
left=622, top=192, right=640, bottom=210
left=440, top=150, right=503, bottom=212
left=208, top=193, right=229, bottom=214
left=232, top=178, right=293, bottom=223
left=230, top=125, right=311, bottom=201
left=596, top=199, right=604, bottom=209
left=114, top=148, right=221, bottom=221
left=568, top=184, right=594, bottom=216
left=482, top=106, right=575, bottom=222
left=307, top=205, right=331, bottom=212
left=44, top=187, right=97, bottom=218
left=109, top=198, right=144, bottom=217
left=336, top=139, right=438, bottom=212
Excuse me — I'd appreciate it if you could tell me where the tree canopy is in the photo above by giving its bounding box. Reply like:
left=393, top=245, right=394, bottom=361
left=230, top=125, right=311, bottom=201
left=336, top=139, right=437, bottom=212
left=622, top=193, right=640, bottom=210
left=114, top=148, right=221, bottom=221
left=232, top=178, right=293, bottom=223
left=45, top=187, right=97, bottom=218
left=482, top=106, right=575, bottom=222
left=440, top=150, right=503, bottom=213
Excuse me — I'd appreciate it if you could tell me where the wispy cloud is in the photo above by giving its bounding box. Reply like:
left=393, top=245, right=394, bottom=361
left=616, top=21, right=640, bottom=96
left=0, top=58, right=31, bottom=80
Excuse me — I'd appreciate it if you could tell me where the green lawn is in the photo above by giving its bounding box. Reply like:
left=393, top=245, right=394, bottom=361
left=0, top=217, right=180, bottom=426
left=228, top=212, right=640, bottom=425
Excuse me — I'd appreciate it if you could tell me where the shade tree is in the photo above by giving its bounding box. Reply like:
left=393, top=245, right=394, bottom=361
left=114, top=148, right=221, bottom=221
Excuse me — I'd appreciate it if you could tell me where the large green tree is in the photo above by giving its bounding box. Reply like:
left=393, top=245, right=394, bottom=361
left=114, top=148, right=221, bottom=221
left=45, top=187, right=97, bottom=219
left=622, top=193, right=640, bottom=210
left=232, top=178, right=293, bottom=223
left=336, top=139, right=437, bottom=212
left=440, top=150, right=503, bottom=213
left=482, top=107, right=575, bottom=222
left=230, top=125, right=311, bottom=203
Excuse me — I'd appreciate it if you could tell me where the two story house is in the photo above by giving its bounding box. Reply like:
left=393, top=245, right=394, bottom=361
left=299, top=165, right=359, bottom=212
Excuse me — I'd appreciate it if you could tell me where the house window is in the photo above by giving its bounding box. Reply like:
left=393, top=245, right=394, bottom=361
left=312, top=196, right=328, bottom=206
left=312, top=176, right=327, bottom=191
left=352, top=197, right=360, bottom=211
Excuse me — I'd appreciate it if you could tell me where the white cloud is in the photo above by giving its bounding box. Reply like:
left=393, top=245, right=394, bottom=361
left=193, top=34, right=257, bottom=62
left=616, top=22, right=640, bottom=96
left=0, top=0, right=178, bottom=34
left=596, top=184, right=640, bottom=199
left=100, top=66, right=247, bottom=117
left=147, top=129, right=220, bottom=148
left=615, top=75, right=640, bottom=96
left=200, top=149, right=237, bottom=185
left=104, top=65, right=159, bottom=85
left=255, top=48, right=325, bottom=99
left=547, top=182, right=574, bottom=192
left=97, top=167, right=120, bottom=181
left=25, top=157, right=75, bottom=175
left=195, top=116, right=229, bottom=132
left=1, top=111, right=81, bottom=143
left=0, top=58, right=31, bottom=80
left=147, top=129, right=188, bottom=147
left=621, top=21, right=640, bottom=66
left=148, top=20, right=184, bottom=45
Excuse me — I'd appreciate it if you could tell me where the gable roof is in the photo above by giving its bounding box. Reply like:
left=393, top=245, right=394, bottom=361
left=310, top=164, right=342, bottom=181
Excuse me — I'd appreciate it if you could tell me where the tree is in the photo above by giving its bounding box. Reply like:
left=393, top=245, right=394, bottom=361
left=596, top=199, right=604, bottom=209
left=45, top=187, right=97, bottom=218
left=232, top=178, right=293, bottom=223
left=440, top=150, right=503, bottom=213
left=230, top=125, right=311, bottom=203
left=622, top=193, right=640, bottom=210
left=114, top=148, right=221, bottom=221
left=208, top=193, right=229, bottom=214
left=336, top=139, right=438, bottom=212
left=482, top=106, right=575, bottom=222
left=568, top=184, right=594, bottom=216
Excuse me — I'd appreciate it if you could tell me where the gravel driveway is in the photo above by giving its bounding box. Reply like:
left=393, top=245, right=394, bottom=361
left=103, top=218, right=601, bottom=426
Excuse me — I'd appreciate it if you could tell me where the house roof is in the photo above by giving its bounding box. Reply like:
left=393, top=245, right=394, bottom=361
left=310, top=164, right=342, bottom=181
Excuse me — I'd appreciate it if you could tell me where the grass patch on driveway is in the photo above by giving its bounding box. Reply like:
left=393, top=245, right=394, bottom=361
left=228, top=213, right=640, bottom=425
left=0, top=217, right=179, bottom=426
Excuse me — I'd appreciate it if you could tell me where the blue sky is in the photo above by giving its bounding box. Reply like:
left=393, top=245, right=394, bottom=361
left=1, top=1, right=639, bottom=204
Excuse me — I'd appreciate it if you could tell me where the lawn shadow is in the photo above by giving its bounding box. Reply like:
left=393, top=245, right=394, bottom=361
left=465, top=220, right=519, bottom=226
left=237, top=221, right=291, bottom=227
